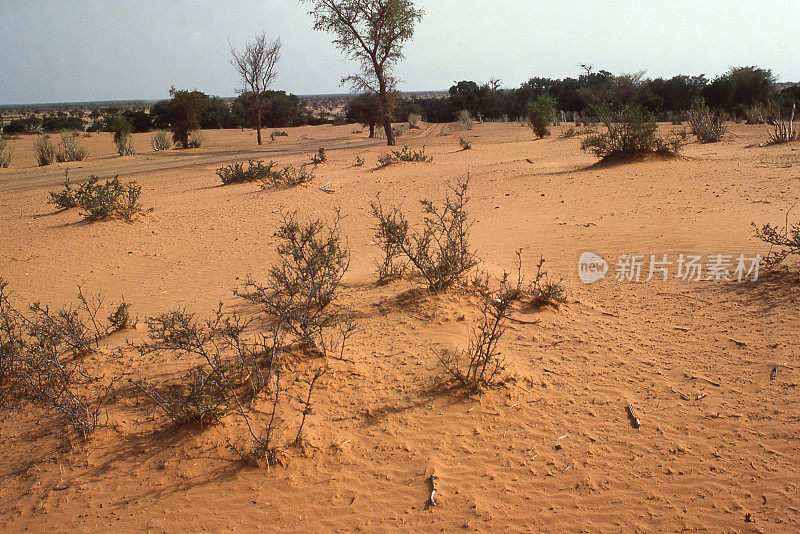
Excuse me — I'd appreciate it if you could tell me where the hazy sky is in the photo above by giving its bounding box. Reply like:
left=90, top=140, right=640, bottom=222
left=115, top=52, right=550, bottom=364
left=1, top=0, right=799, bottom=105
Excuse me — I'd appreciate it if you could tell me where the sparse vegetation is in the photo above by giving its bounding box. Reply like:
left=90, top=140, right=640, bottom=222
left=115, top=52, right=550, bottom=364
left=49, top=175, right=145, bottom=222
left=260, top=164, right=315, bottom=188
left=0, top=138, right=11, bottom=168
left=754, top=217, right=800, bottom=269
left=527, top=95, right=556, bottom=138
left=187, top=130, right=204, bottom=148
left=236, top=212, right=351, bottom=352
left=217, top=160, right=276, bottom=184
left=34, top=134, right=58, bottom=166
left=55, top=131, right=88, bottom=162
left=766, top=104, right=797, bottom=145
left=581, top=106, right=682, bottom=161
left=230, top=32, right=282, bottom=145
left=0, top=279, right=124, bottom=440
left=309, top=147, right=327, bottom=164
left=150, top=130, right=172, bottom=151
left=687, top=101, right=727, bottom=143
left=457, top=110, right=474, bottom=131
left=377, top=145, right=432, bottom=168
left=370, top=176, right=476, bottom=293
left=270, top=130, right=288, bottom=141
left=408, top=113, right=422, bottom=129
left=459, top=137, right=472, bottom=150
left=114, top=131, right=135, bottom=156
left=353, top=156, right=365, bottom=167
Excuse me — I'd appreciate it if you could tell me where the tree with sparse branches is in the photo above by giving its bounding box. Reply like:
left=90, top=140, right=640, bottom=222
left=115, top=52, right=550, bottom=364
left=302, top=0, right=423, bottom=146
left=230, top=32, right=282, bottom=145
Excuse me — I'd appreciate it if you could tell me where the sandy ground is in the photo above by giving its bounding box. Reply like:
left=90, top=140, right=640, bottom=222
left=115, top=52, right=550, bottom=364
left=0, top=122, right=798, bottom=532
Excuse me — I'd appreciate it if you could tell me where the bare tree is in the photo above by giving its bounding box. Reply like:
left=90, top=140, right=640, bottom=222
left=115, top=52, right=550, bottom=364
left=230, top=32, right=282, bottom=145
left=302, top=0, right=423, bottom=146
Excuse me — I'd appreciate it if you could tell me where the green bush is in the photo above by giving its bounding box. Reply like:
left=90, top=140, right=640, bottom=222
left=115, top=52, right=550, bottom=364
left=34, top=135, right=57, bottom=166
left=527, top=95, right=556, bottom=138
left=377, top=146, right=432, bottom=168
left=581, top=106, right=682, bottom=161
left=49, top=175, right=144, bottom=221
left=151, top=130, right=172, bottom=151
left=217, top=160, right=276, bottom=184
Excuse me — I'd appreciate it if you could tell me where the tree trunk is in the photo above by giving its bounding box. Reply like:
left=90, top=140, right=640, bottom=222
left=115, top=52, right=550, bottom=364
left=369, top=123, right=375, bottom=138
left=256, top=108, right=262, bottom=145
left=378, top=79, right=395, bottom=146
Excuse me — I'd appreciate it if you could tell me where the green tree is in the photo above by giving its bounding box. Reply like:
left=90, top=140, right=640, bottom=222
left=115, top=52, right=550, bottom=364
left=167, top=87, right=211, bottom=148
left=302, top=0, right=424, bottom=146
left=527, top=95, right=556, bottom=138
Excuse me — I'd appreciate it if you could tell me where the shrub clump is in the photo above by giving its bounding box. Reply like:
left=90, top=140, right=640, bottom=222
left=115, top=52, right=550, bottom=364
left=377, top=146, right=432, bottom=168
left=370, top=176, right=476, bottom=292
left=766, top=104, right=797, bottom=145
left=459, top=137, right=472, bottom=150
left=457, top=110, right=474, bottom=131
left=309, top=147, right=327, bottom=164
left=581, top=106, right=682, bottom=161
left=687, top=102, right=727, bottom=143
left=151, top=130, right=172, bottom=151
left=34, top=135, right=58, bottom=166
left=270, top=131, right=288, bottom=141
left=114, top=131, right=135, bottom=156
left=217, top=160, right=276, bottom=185
left=754, top=218, right=800, bottom=269
left=0, top=138, right=11, bottom=168
left=527, top=95, right=556, bottom=138
left=186, top=130, right=204, bottom=148
left=55, top=131, right=88, bottom=162
left=49, top=175, right=145, bottom=222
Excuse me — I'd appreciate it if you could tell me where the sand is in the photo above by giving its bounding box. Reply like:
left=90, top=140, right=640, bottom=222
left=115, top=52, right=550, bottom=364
left=0, top=122, right=798, bottom=532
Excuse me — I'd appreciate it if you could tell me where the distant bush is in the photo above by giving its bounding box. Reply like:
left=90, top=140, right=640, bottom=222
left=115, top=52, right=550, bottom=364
left=270, top=131, right=288, bottom=141
left=688, top=102, right=727, bottom=143
left=0, top=138, right=10, bottom=168
left=49, top=175, right=144, bottom=222
left=459, top=137, right=472, bottom=150
left=408, top=113, right=422, bottom=129
left=561, top=126, right=578, bottom=138
left=457, top=110, right=474, bottom=131
left=186, top=130, right=204, bottom=148
left=150, top=130, right=172, bottom=151
left=217, top=160, right=275, bottom=184
left=56, top=131, right=88, bottom=162
left=527, top=95, right=556, bottom=138
left=377, top=146, right=432, bottom=168
left=766, top=104, right=797, bottom=145
left=34, top=135, right=58, bottom=166
left=370, top=176, right=476, bottom=292
left=114, top=131, right=135, bottom=156
left=581, top=106, right=682, bottom=161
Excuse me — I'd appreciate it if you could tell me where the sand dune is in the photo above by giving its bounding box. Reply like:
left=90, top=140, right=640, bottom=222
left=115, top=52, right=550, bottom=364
left=1, top=122, right=798, bottom=532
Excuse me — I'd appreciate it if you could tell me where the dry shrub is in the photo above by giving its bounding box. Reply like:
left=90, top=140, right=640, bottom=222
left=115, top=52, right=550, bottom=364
left=187, top=130, right=204, bottom=148
left=459, top=137, right=472, bottom=150
left=56, top=131, right=88, bottom=162
left=114, top=131, right=135, bottom=156
left=0, top=138, right=11, bottom=168
left=217, top=160, right=276, bottom=184
left=151, top=130, right=172, bottom=151
left=754, top=217, right=800, bottom=269
left=371, top=176, right=476, bottom=292
left=457, top=110, right=474, bottom=131
left=766, top=104, right=797, bottom=145
left=309, top=147, right=327, bottom=164
left=35, top=135, right=57, bottom=166
left=688, top=102, right=727, bottom=143
left=0, top=280, right=124, bottom=440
